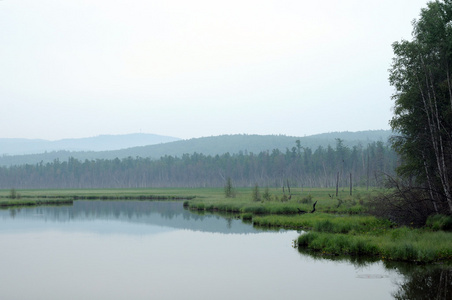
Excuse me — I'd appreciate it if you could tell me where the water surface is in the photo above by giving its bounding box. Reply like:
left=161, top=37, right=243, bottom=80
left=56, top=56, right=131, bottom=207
left=0, top=201, right=448, bottom=299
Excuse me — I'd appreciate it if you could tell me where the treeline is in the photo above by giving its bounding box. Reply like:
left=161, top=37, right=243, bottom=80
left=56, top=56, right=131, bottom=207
left=0, top=140, right=398, bottom=189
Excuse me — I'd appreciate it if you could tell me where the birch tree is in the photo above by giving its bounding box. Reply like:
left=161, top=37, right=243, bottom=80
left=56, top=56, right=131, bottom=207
left=390, top=0, right=452, bottom=214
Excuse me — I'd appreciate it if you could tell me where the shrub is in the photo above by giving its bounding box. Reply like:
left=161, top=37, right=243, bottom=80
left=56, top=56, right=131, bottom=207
left=301, top=194, right=313, bottom=204
left=426, top=214, right=452, bottom=231
left=262, top=187, right=271, bottom=202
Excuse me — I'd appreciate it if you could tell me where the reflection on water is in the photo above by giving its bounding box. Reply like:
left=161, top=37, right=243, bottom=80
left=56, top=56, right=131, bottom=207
left=391, top=265, right=452, bottom=300
left=297, top=247, right=452, bottom=300
left=0, top=201, right=450, bottom=300
left=1, top=200, right=264, bottom=234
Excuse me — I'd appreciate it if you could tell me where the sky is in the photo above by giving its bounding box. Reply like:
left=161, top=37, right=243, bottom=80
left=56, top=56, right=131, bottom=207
left=0, top=0, right=430, bottom=141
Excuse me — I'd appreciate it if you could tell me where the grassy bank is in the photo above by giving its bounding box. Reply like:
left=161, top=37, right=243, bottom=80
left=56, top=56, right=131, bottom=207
left=297, top=228, right=452, bottom=263
left=183, top=187, right=452, bottom=263
left=0, top=198, right=73, bottom=207
left=0, top=188, right=198, bottom=208
left=0, top=188, right=198, bottom=199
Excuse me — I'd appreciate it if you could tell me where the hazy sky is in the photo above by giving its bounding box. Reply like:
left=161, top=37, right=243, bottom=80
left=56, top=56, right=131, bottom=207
left=1, top=0, right=429, bottom=140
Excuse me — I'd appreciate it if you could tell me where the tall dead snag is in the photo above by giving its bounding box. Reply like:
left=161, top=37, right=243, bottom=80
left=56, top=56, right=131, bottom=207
left=335, top=171, right=339, bottom=197
left=350, top=173, right=352, bottom=196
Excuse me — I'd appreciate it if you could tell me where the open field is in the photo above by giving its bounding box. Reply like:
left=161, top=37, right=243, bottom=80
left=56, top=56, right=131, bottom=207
left=1, top=187, right=451, bottom=263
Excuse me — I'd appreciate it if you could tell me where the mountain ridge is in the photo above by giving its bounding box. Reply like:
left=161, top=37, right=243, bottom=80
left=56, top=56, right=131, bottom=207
left=0, top=133, right=181, bottom=156
left=0, top=130, right=393, bottom=167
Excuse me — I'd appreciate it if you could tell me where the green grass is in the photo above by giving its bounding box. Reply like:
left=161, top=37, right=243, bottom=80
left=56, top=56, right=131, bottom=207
left=251, top=213, right=392, bottom=232
left=0, top=198, right=73, bottom=207
left=0, top=188, right=197, bottom=208
left=185, top=187, right=370, bottom=215
left=297, top=228, right=452, bottom=262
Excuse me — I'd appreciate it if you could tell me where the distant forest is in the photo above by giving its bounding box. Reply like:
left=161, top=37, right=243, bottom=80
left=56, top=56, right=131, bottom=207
left=0, top=140, right=398, bottom=189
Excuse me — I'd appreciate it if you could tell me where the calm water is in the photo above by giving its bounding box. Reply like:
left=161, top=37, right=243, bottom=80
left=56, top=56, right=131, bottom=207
left=0, top=201, right=449, bottom=300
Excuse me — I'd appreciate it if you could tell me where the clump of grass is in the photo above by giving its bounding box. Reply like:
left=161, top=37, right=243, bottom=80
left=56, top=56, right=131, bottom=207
left=243, top=205, right=268, bottom=215
left=300, top=194, right=313, bottom=204
left=242, top=213, right=253, bottom=221
left=426, top=214, right=452, bottom=231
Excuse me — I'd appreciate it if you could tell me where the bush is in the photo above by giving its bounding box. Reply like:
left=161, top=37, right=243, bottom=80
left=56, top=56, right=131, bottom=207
left=301, top=194, right=313, bottom=204
left=262, top=187, right=271, bottom=202
left=426, top=214, right=452, bottom=231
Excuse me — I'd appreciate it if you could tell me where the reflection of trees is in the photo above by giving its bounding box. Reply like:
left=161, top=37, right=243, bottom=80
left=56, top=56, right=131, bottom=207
left=393, top=268, right=452, bottom=300
left=3, top=200, right=261, bottom=234
left=296, top=247, right=380, bottom=268
left=297, top=248, right=452, bottom=300
left=9, top=208, right=18, bottom=219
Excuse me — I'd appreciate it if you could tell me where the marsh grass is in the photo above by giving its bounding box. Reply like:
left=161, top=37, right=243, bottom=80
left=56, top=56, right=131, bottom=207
left=252, top=213, right=391, bottom=232
left=0, top=188, right=197, bottom=208
left=0, top=188, right=199, bottom=200
left=185, top=187, right=370, bottom=215
left=297, top=227, right=452, bottom=262
left=0, top=198, right=73, bottom=207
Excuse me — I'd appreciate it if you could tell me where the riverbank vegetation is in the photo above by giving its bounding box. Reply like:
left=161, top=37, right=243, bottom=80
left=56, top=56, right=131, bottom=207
left=183, top=186, right=452, bottom=263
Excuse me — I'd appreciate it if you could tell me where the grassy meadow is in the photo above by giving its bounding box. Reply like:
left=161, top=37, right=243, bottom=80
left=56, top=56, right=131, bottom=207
left=1, top=186, right=451, bottom=263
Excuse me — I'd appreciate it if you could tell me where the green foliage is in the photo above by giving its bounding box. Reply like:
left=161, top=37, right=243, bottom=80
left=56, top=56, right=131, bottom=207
left=389, top=0, right=452, bottom=215
left=426, top=214, right=452, bottom=231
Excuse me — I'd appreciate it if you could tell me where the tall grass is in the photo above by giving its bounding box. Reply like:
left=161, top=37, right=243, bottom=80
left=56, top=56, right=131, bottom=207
left=297, top=228, right=452, bottom=262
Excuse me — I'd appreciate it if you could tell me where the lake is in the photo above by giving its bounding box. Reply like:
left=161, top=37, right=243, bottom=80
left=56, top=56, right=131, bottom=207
left=0, top=201, right=449, bottom=299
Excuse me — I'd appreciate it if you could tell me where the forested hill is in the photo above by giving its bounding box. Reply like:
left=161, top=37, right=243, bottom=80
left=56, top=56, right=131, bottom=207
left=0, top=138, right=396, bottom=189
left=0, top=130, right=392, bottom=167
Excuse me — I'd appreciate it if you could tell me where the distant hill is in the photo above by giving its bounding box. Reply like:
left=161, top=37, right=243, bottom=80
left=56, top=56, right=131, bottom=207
left=0, top=133, right=181, bottom=156
left=0, top=130, right=393, bottom=166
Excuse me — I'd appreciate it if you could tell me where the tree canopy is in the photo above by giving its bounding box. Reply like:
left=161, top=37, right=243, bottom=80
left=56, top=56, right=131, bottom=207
left=389, top=0, right=452, bottom=215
